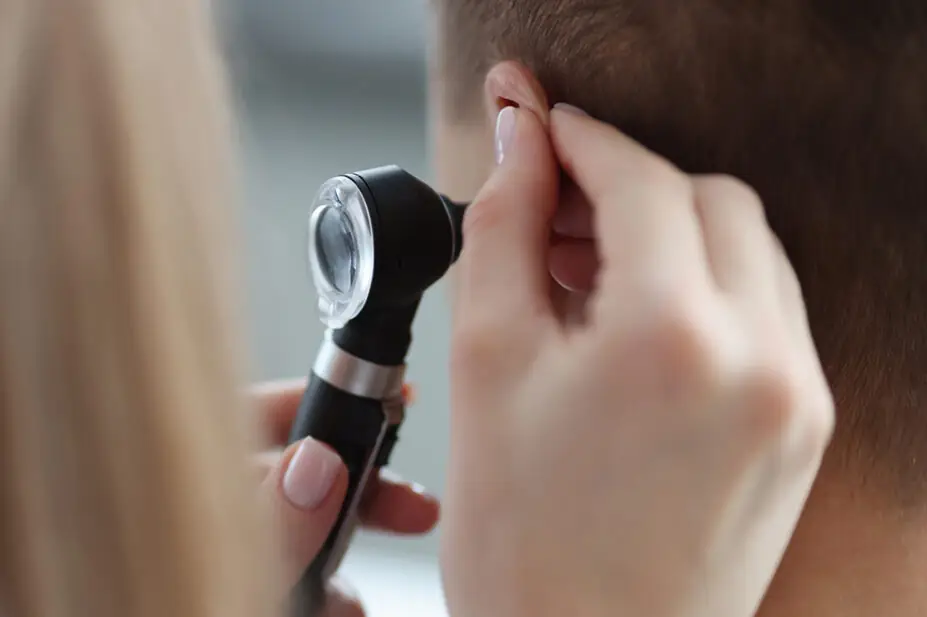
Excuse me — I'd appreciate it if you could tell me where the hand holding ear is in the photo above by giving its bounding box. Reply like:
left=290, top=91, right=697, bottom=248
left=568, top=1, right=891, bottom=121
left=443, top=105, right=834, bottom=617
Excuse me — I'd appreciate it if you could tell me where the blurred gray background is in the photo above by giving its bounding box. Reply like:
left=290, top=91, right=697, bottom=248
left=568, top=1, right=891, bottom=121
left=220, top=1, right=450, bottom=615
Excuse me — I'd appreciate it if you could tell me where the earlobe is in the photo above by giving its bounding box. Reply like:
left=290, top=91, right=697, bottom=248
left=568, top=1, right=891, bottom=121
left=483, top=61, right=551, bottom=127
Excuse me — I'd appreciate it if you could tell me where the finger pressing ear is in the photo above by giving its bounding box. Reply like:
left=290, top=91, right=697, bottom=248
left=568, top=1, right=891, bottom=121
left=454, top=106, right=560, bottom=342
left=549, top=104, right=710, bottom=310
left=261, top=437, right=348, bottom=586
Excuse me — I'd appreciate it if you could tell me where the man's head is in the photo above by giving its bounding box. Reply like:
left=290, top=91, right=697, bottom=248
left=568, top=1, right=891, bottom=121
left=430, top=0, right=927, bottom=497
left=429, top=3, right=927, bottom=613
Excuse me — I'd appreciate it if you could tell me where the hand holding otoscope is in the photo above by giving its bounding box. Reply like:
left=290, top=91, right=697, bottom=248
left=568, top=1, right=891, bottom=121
left=286, top=165, right=467, bottom=616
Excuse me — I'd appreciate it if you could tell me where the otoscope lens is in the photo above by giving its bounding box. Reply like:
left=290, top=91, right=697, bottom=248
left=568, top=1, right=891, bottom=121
left=307, top=176, right=375, bottom=329
left=315, top=207, right=357, bottom=295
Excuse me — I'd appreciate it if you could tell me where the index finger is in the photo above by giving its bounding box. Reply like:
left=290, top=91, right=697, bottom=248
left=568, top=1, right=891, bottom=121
left=358, top=469, right=440, bottom=534
left=549, top=106, right=710, bottom=297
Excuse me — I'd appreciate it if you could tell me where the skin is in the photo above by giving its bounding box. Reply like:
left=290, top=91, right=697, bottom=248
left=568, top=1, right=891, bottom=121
left=429, top=61, right=927, bottom=617
left=251, top=380, right=440, bottom=617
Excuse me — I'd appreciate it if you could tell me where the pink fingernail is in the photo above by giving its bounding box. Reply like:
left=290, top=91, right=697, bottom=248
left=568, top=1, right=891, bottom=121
left=282, top=438, right=342, bottom=510
left=552, top=206, right=594, bottom=238
left=495, top=106, right=517, bottom=164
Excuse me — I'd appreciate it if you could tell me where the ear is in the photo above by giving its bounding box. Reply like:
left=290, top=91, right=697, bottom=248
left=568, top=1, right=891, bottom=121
left=483, top=61, right=551, bottom=128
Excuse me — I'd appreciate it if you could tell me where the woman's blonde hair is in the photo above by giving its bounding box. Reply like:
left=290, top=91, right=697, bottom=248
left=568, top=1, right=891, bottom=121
left=0, top=0, right=273, bottom=615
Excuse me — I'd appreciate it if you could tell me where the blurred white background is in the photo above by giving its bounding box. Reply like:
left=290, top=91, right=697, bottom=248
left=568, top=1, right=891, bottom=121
left=220, top=1, right=451, bottom=616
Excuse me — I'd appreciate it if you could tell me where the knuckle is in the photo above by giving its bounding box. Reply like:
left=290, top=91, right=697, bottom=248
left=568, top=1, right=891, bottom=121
left=801, top=385, right=837, bottom=455
left=611, top=297, right=723, bottom=394
left=741, top=362, right=801, bottom=440
left=701, top=173, right=763, bottom=203
left=778, top=255, right=806, bottom=298
left=699, top=174, right=766, bottom=220
left=650, top=308, right=712, bottom=371
left=643, top=159, right=693, bottom=202
left=739, top=356, right=834, bottom=460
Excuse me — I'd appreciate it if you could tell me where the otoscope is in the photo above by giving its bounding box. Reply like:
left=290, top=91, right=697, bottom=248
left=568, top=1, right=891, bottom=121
left=287, top=165, right=468, bottom=616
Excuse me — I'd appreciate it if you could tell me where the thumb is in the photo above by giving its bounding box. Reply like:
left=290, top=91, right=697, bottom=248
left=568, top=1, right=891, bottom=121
left=455, top=106, right=559, bottom=335
left=262, top=437, right=348, bottom=586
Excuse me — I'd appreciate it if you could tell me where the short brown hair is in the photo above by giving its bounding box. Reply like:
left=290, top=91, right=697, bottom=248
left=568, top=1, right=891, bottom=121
left=436, top=0, right=927, bottom=499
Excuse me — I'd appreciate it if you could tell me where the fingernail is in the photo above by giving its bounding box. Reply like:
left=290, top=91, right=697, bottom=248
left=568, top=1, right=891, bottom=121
left=552, top=207, right=594, bottom=238
left=495, top=106, right=517, bottom=165
left=408, top=481, right=438, bottom=502
left=553, top=103, right=589, bottom=117
left=283, top=438, right=342, bottom=510
left=378, top=468, right=438, bottom=501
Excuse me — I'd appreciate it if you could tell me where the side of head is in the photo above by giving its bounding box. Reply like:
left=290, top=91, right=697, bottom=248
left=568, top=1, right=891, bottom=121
left=430, top=0, right=927, bottom=503
left=0, top=0, right=272, bottom=615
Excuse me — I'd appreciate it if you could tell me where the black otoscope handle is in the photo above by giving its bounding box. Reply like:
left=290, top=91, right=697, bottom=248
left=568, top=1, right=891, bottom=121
left=287, top=335, right=405, bottom=617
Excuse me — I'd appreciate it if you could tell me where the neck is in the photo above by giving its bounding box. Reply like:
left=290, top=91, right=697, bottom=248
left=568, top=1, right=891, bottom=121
left=759, top=457, right=927, bottom=617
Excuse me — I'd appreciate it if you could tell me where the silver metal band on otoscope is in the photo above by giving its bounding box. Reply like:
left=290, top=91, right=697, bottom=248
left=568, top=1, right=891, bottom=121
left=311, top=330, right=406, bottom=400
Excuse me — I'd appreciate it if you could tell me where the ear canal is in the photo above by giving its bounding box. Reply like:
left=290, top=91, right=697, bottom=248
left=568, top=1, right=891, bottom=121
left=495, top=97, right=519, bottom=110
